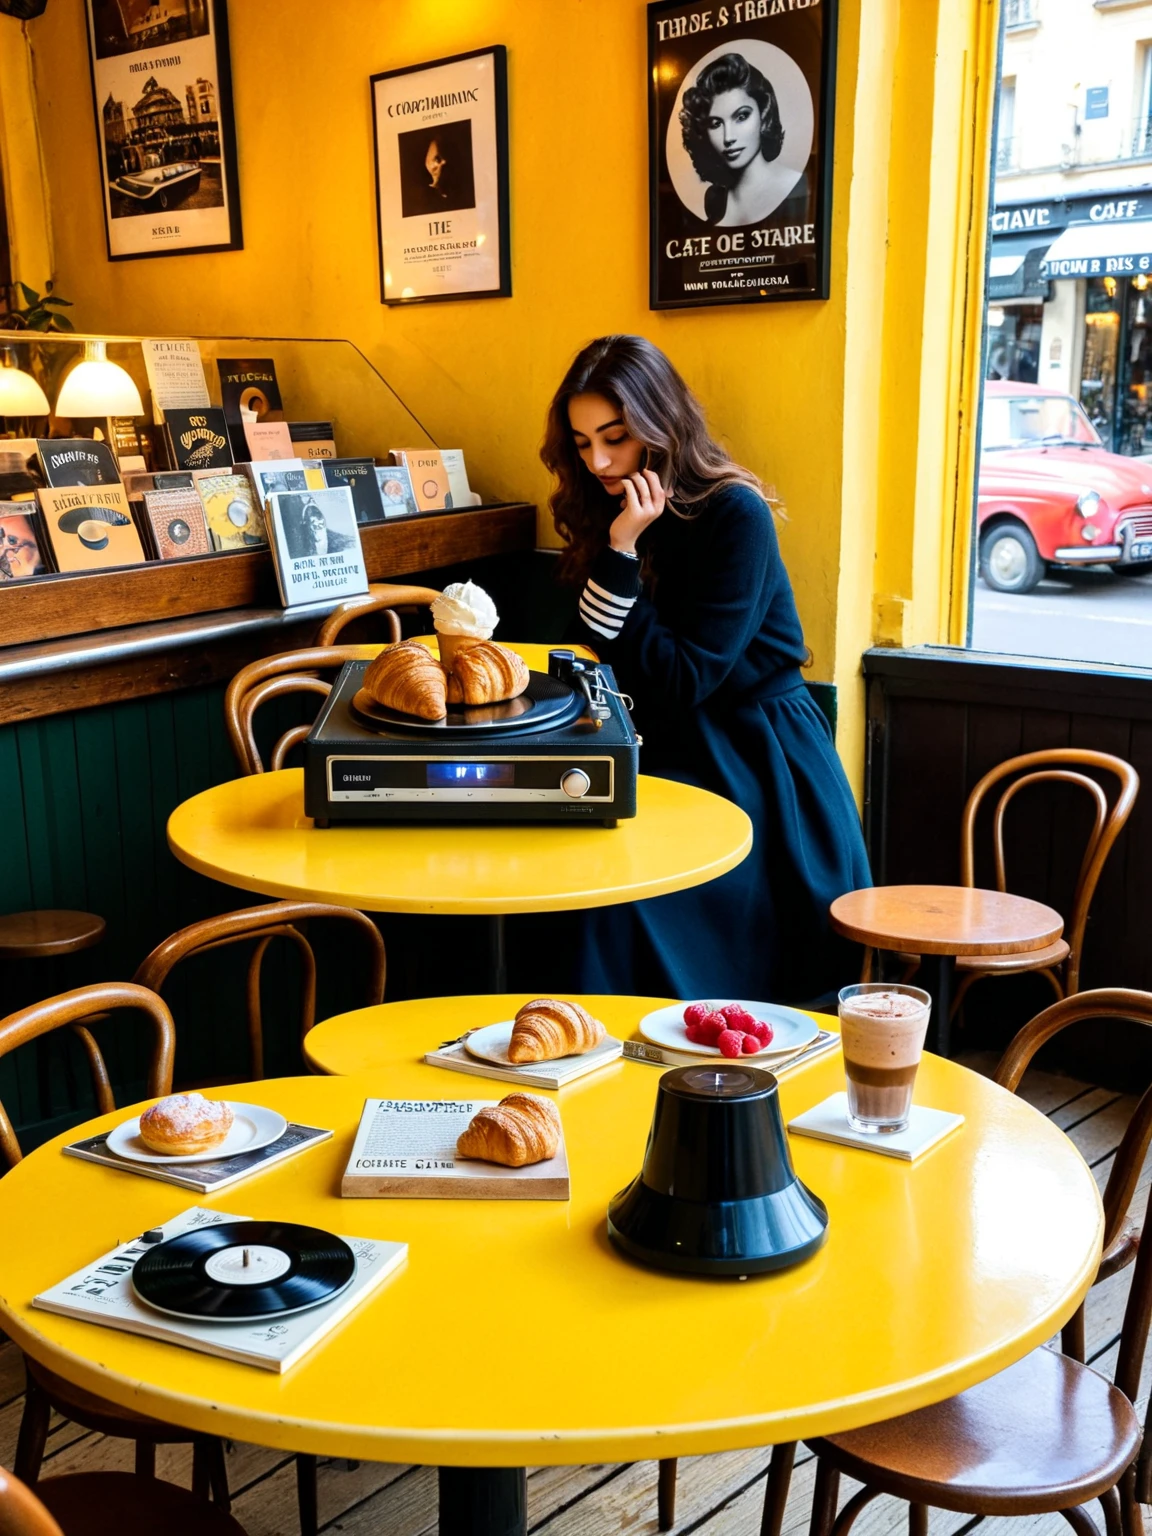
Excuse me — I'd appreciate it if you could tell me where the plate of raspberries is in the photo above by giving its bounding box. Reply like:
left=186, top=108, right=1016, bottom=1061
left=638, top=1000, right=820, bottom=1060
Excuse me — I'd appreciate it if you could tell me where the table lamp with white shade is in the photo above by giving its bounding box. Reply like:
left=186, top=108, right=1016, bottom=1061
left=0, top=346, right=51, bottom=425
left=55, top=339, right=144, bottom=419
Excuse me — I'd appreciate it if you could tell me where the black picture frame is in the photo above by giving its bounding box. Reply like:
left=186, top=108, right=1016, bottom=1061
left=83, top=0, right=243, bottom=263
left=647, top=0, right=837, bottom=309
left=371, top=45, right=511, bottom=306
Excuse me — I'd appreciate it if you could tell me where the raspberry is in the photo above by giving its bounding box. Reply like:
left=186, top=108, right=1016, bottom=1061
left=753, top=1020, right=774, bottom=1044
left=717, top=1029, right=744, bottom=1059
left=741, top=1034, right=762, bottom=1054
left=683, top=1003, right=708, bottom=1028
left=727, top=1008, right=755, bottom=1031
left=697, top=1016, right=727, bottom=1046
left=720, top=1003, right=746, bottom=1022
left=702, top=1010, right=727, bottom=1032
left=685, top=1021, right=704, bottom=1044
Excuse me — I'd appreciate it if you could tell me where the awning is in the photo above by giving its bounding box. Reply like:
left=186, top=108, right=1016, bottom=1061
left=988, top=232, right=1052, bottom=300
left=1040, top=218, right=1152, bottom=279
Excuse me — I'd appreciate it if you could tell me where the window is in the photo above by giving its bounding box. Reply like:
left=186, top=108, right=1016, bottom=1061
left=1004, top=0, right=1040, bottom=31
left=997, top=77, right=1018, bottom=171
left=1133, top=43, right=1152, bottom=155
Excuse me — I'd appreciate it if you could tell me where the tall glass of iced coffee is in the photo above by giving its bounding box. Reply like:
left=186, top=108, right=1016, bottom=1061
left=837, top=983, right=932, bottom=1134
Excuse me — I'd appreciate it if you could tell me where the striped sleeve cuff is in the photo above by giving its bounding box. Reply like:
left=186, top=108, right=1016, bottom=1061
left=578, top=547, right=642, bottom=639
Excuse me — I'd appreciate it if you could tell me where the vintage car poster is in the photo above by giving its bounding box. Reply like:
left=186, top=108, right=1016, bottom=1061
left=648, top=0, right=836, bottom=308
left=84, top=0, right=243, bottom=260
left=371, top=46, right=511, bottom=304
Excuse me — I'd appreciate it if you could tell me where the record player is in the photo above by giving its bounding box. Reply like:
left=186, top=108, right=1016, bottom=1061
left=304, top=650, right=639, bottom=826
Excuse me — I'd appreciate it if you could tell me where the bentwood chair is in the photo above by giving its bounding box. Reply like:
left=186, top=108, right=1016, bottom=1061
left=2, top=985, right=232, bottom=1517
left=224, top=644, right=367, bottom=775
left=802, top=987, right=1152, bottom=1536
left=0, top=1461, right=249, bottom=1536
left=315, top=582, right=441, bottom=645
left=132, top=900, right=386, bottom=1082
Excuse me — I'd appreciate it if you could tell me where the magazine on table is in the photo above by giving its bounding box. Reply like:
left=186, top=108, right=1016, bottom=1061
left=63, top=1122, right=333, bottom=1193
left=33, top=1206, right=407, bottom=1373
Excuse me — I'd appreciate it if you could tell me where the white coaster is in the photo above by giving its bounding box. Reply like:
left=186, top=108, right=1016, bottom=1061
left=788, top=1093, right=964, bottom=1162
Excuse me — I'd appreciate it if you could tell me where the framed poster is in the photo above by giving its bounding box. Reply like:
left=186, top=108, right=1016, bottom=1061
left=371, top=46, right=511, bottom=305
left=84, top=0, right=243, bottom=261
left=648, top=0, right=836, bottom=309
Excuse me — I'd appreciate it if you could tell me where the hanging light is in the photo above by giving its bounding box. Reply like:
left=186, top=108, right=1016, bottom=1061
left=0, top=348, right=50, bottom=416
left=55, top=339, right=144, bottom=418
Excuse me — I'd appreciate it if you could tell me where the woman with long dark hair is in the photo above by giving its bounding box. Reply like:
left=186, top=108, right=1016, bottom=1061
left=541, top=334, right=870, bottom=1004
left=679, top=52, right=792, bottom=227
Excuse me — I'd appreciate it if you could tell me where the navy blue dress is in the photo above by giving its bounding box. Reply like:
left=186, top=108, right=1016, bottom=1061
left=568, top=483, right=871, bottom=1005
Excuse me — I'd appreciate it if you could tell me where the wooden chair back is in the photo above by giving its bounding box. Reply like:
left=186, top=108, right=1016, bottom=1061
left=960, top=749, right=1139, bottom=992
left=132, top=900, right=386, bottom=1081
left=224, top=644, right=366, bottom=774
left=0, top=1467, right=63, bottom=1536
left=0, top=983, right=175, bottom=1169
left=995, top=987, right=1152, bottom=1496
left=316, top=584, right=442, bottom=646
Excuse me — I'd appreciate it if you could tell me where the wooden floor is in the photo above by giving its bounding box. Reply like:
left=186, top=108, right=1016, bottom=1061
left=2, top=1051, right=1149, bottom=1535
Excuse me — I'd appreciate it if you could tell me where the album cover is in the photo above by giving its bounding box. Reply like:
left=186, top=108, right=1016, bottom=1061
left=245, top=458, right=308, bottom=506
left=440, top=448, right=475, bottom=507
left=142, top=488, right=212, bottom=560
left=164, top=407, right=232, bottom=471
left=193, top=471, right=267, bottom=551
left=322, top=457, right=386, bottom=525
left=0, top=506, right=48, bottom=581
left=243, top=419, right=294, bottom=461
left=36, top=437, right=122, bottom=489
left=217, top=357, right=283, bottom=460
left=374, top=464, right=419, bottom=517
left=153, top=470, right=196, bottom=490
left=266, top=488, right=369, bottom=608
left=38, top=484, right=147, bottom=572
left=303, top=465, right=328, bottom=490
left=289, top=422, right=337, bottom=460
left=143, top=340, right=211, bottom=424
left=390, top=447, right=450, bottom=511
left=33, top=1206, right=408, bottom=1373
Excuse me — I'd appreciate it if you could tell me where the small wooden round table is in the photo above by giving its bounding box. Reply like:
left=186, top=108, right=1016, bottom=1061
left=0, top=1032, right=1101, bottom=1536
left=829, top=885, right=1065, bottom=1056
left=167, top=771, right=753, bottom=989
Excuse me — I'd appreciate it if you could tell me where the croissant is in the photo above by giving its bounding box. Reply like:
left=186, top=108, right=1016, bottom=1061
left=445, top=641, right=529, bottom=706
left=456, top=1093, right=561, bottom=1167
left=363, top=640, right=447, bottom=721
left=507, top=998, right=606, bottom=1064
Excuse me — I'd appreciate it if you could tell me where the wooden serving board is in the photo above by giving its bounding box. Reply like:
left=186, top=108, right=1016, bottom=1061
left=340, top=1098, right=570, bottom=1200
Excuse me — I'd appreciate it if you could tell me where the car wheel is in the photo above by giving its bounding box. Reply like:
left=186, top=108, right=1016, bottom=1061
left=980, top=524, right=1045, bottom=594
left=1114, top=561, right=1152, bottom=578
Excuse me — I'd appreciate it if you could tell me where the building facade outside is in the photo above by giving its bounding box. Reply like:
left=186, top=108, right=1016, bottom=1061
left=991, top=0, right=1152, bottom=455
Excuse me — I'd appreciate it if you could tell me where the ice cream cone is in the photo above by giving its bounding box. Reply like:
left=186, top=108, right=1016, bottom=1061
left=436, top=629, right=489, bottom=670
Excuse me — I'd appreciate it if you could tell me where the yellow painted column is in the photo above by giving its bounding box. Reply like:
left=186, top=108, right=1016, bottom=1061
left=0, top=15, right=54, bottom=293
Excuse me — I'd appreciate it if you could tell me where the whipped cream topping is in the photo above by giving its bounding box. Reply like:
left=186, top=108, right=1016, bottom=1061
left=431, top=580, right=498, bottom=638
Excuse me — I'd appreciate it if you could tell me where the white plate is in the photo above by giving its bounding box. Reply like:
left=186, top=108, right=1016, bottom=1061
left=463, top=1020, right=621, bottom=1067
left=105, top=1103, right=289, bottom=1164
left=638, top=1001, right=819, bottom=1059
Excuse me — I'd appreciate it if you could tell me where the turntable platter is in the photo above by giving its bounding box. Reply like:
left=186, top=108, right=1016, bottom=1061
left=350, top=671, right=584, bottom=736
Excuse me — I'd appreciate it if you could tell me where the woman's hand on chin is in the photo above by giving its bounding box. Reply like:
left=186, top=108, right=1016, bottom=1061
left=610, top=468, right=666, bottom=555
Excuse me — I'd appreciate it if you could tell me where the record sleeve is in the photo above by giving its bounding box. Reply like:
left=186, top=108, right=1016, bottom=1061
left=193, top=471, right=267, bottom=551
left=0, top=505, right=49, bottom=581
left=374, top=465, right=419, bottom=518
left=38, top=484, right=147, bottom=572
left=266, top=488, right=368, bottom=608
left=390, top=448, right=450, bottom=511
left=164, top=408, right=232, bottom=472
left=245, top=459, right=308, bottom=507
left=217, top=357, right=283, bottom=461
left=322, top=458, right=386, bottom=525
left=37, top=437, right=122, bottom=489
left=142, top=488, right=212, bottom=560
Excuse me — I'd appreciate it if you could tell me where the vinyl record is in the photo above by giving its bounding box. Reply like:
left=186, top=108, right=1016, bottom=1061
left=131, top=1221, right=355, bottom=1322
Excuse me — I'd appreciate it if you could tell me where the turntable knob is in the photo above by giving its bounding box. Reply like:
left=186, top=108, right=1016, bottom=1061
left=560, top=768, right=591, bottom=799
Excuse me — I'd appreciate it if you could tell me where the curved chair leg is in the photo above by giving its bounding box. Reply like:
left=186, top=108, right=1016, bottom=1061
left=1118, top=1465, right=1145, bottom=1536
left=909, top=1505, right=929, bottom=1536
left=658, top=1458, right=677, bottom=1531
left=1061, top=1504, right=1102, bottom=1536
left=297, top=1452, right=319, bottom=1536
left=809, top=1457, right=841, bottom=1536
left=760, top=1443, right=797, bottom=1536
left=13, top=1369, right=51, bottom=1484
left=830, top=1486, right=883, bottom=1536
left=1100, top=1484, right=1123, bottom=1536
left=1062, top=1305, right=1087, bottom=1364
left=192, top=1438, right=232, bottom=1508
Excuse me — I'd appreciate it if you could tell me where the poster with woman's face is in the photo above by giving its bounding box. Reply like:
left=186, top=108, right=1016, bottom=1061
left=648, top=0, right=836, bottom=308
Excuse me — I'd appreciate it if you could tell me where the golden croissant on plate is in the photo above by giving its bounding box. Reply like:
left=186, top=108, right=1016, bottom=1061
left=445, top=641, right=530, bottom=707
left=507, top=998, right=606, bottom=1064
left=456, top=1092, right=561, bottom=1167
left=362, top=640, right=446, bottom=721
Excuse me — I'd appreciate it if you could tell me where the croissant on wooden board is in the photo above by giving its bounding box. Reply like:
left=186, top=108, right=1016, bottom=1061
left=444, top=641, right=530, bottom=707
left=362, top=640, right=447, bottom=721
left=507, top=998, right=606, bottom=1064
left=456, top=1092, right=562, bottom=1167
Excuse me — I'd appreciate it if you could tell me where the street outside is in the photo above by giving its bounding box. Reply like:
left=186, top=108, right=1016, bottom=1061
left=971, top=565, right=1152, bottom=666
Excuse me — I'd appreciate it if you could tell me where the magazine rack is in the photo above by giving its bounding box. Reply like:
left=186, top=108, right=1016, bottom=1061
left=0, top=334, right=534, bottom=646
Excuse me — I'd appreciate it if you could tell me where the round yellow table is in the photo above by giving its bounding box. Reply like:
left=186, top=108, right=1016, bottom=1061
left=167, top=770, right=752, bottom=988
left=0, top=1021, right=1102, bottom=1535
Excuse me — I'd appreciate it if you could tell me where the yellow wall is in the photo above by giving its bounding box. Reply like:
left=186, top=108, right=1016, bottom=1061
left=9, top=0, right=994, bottom=790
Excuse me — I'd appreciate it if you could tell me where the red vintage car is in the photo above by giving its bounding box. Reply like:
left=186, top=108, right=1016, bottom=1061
left=978, top=381, right=1152, bottom=592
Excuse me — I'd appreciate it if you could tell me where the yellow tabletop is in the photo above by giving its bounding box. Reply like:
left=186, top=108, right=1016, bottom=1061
left=167, top=771, right=752, bottom=914
left=0, top=1013, right=1102, bottom=1467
